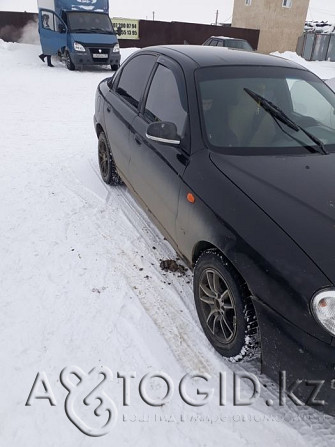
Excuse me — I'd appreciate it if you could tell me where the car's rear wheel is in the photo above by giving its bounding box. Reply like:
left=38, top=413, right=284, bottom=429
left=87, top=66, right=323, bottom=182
left=194, top=249, right=259, bottom=361
left=98, top=131, right=123, bottom=185
left=111, top=64, right=120, bottom=71
left=65, top=52, right=75, bottom=71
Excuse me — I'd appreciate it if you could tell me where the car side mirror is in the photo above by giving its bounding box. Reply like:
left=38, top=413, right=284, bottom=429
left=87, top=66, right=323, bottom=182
left=58, top=24, right=66, bottom=33
left=107, top=76, right=114, bottom=89
left=146, top=122, right=180, bottom=145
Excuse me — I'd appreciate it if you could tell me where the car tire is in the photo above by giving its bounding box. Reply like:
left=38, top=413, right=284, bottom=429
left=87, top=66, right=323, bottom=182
left=65, top=52, right=75, bottom=71
left=98, top=131, right=123, bottom=185
left=111, top=64, right=120, bottom=71
left=194, top=249, right=259, bottom=362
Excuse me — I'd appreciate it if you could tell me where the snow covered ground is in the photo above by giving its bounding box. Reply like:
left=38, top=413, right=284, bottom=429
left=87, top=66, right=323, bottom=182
left=1, top=41, right=335, bottom=446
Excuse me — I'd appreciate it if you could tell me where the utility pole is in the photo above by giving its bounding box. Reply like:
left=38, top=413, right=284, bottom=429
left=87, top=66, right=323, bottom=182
left=152, top=11, right=155, bottom=21
left=215, top=9, right=219, bottom=26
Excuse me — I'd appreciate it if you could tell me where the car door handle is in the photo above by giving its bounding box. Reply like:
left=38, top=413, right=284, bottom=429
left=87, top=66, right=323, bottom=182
left=134, top=135, right=142, bottom=146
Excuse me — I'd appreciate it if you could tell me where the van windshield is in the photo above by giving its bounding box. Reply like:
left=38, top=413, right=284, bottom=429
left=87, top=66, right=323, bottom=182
left=67, top=12, right=114, bottom=33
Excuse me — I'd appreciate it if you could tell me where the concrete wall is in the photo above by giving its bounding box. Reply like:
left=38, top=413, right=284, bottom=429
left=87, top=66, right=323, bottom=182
left=232, top=0, right=310, bottom=53
left=0, top=11, right=259, bottom=50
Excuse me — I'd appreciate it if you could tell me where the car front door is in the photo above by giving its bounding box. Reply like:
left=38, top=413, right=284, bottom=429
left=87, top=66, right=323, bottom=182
left=129, top=57, right=190, bottom=242
left=38, top=9, right=67, bottom=55
left=104, top=54, right=157, bottom=180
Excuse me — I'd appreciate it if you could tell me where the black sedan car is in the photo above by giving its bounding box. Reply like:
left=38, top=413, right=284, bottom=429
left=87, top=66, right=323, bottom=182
left=94, top=45, right=335, bottom=413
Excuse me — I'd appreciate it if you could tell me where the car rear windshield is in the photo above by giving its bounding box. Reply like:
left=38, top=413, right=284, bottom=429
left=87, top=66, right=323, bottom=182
left=196, top=65, right=335, bottom=154
left=224, top=39, right=253, bottom=51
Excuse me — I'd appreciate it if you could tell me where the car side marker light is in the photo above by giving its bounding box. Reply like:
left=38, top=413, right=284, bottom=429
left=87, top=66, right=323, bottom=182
left=187, top=193, right=195, bottom=203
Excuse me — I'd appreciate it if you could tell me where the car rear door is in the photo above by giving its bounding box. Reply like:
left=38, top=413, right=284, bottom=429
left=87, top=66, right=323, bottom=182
left=128, top=57, right=190, bottom=242
left=103, top=54, right=157, bottom=180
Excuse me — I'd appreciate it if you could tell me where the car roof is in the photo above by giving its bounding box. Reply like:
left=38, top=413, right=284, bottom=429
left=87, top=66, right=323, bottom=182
left=143, top=45, right=307, bottom=71
left=209, top=36, right=244, bottom=41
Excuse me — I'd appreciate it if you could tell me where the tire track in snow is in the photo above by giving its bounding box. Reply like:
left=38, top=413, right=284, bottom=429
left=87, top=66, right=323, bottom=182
left=66, top=158, right=335, bottom=446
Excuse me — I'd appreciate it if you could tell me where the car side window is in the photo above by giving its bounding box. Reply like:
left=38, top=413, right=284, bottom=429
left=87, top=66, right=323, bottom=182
left=216, top=40, right=224, bottom=47
left=116, top=55, right=156, bottom=109
left=210, top=40, right=218, bottom=46
left=40, top=11, right=56, bottom=31
left=144, top=64, right=188, bottom=141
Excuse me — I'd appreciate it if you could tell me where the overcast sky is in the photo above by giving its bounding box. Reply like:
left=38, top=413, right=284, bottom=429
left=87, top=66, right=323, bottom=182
left=1, top=0, right=335, bottom=24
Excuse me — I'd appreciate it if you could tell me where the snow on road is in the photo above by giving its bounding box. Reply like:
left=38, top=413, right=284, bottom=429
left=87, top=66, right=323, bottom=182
left=1, top=41, right=335, bottom=446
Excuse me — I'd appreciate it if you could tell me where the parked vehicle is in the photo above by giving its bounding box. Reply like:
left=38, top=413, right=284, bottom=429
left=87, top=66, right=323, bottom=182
left=37, top=0, right=121, bottom=70
left=202, top=36, right=253, bottom=51
left=94, top=45, right=335, bottom=414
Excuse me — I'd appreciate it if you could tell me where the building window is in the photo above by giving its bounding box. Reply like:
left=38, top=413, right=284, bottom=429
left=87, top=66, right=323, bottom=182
left=245, top=0, right=252, bottom=5
left=282, top=0, right=292, bottom=8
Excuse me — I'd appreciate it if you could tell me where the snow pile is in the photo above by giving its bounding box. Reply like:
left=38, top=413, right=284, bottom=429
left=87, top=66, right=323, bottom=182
left=272, top=50, right=335, bottom=80
left=0, top=38, right=13, bottom=50
left=1, top=41, right=335, bottom=447
left=304, top=21, right=335, bottom=34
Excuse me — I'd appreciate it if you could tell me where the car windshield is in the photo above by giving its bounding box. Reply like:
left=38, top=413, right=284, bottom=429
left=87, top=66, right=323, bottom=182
left=196, top=65, right=335, bottom=154
left=225, top=39, right=253, bottom=51
left=67, top=12, right=114, bottom=33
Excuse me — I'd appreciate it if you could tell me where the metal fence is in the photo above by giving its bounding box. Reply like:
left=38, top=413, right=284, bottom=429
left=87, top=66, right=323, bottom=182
left=297, top=33, right=335, bottom=61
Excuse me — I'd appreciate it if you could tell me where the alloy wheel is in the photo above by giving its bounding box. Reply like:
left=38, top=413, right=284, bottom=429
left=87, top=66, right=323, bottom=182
left=98, top=139, right=109, bottom=178
left=198, top=268, right=237, bottom=344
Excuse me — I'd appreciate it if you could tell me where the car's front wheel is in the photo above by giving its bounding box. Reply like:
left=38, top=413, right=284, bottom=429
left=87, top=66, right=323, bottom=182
left=98, top=131, right=123, bottom=185
left=65, top=51, right=75, bottom=71
left=194, top=249, right=259, bottom=361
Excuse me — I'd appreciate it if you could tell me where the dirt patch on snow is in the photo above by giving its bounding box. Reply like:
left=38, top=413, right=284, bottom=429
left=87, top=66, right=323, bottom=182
left=159, top=259, right=188, bottom=275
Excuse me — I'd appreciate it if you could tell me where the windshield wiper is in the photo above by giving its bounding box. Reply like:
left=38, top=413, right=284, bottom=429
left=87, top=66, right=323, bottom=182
left=244, top=88, right=328, bottom=155
left=90, top=27, right=113, bottom=33
left=71, top=28, right=90, bottom=32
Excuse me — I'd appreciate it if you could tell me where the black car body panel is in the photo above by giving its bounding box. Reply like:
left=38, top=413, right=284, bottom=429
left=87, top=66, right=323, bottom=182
left=255, top=297, right=335, bottom=412
left=178, top=150, right=332, bottom=340
left=94, top=45, right=335, bottom=414
left=211, top=153, right=335, bottom=285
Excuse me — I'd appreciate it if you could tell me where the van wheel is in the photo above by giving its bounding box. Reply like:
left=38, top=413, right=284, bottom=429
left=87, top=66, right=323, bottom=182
left=65, top=52, right=75, bottom=71
left=98, top=131, right=123, bottom=185
left=194, top=249, right=260, bottom=362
